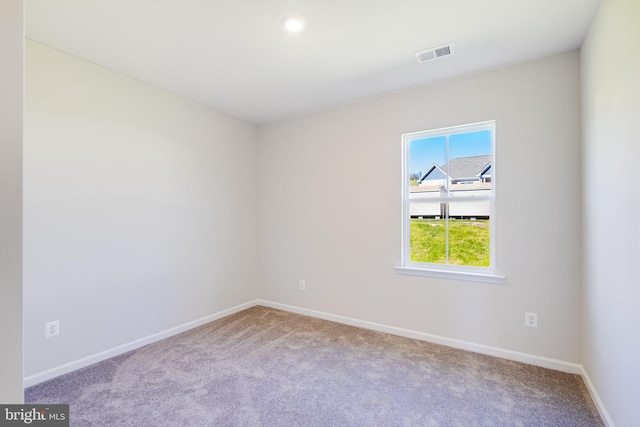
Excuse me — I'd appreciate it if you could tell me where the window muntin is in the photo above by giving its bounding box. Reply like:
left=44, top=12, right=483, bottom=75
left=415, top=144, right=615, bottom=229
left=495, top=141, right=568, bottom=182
left=402, top=121, right=495, bottom=273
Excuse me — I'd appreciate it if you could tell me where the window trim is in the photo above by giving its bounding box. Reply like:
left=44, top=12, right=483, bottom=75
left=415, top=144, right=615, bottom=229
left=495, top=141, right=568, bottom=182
left=394, top=266, right=506, bottom=284
left=398, top=121, right=505, bottom=283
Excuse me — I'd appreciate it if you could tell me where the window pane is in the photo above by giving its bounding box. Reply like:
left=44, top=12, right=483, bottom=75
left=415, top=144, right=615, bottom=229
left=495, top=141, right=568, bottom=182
left=409, top=136, right=446, bottom=190
left=402, top=121, right=495, bottom=271
left=448, top=130, right=492, bottom=191
left=447, top=200, right=490, bottom=267
left=409, top=207, right=447, bottom=264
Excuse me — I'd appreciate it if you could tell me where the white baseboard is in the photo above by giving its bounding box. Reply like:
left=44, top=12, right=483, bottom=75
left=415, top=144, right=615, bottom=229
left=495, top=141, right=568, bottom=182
left=580, top=366, right=615, bottom=427
left=258, top=299, right=582, bottom=374
left=258, top=299, right=615, bottom=426
left=23, top=300, right=259, bottom=388
left=24, top=297, right=613, bottom=426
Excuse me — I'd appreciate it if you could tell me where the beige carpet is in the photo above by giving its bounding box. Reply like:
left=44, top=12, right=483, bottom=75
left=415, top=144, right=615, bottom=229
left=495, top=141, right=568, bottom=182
left=26, top=306, right=603, bottom=426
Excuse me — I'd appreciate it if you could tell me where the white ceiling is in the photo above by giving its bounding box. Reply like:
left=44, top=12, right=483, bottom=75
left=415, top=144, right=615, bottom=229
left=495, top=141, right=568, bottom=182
left=25, top=0, right=600, bottom=124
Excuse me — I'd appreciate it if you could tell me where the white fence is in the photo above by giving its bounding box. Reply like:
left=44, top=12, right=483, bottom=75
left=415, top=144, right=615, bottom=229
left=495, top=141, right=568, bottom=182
left=409, top=183, right=491, bottom=218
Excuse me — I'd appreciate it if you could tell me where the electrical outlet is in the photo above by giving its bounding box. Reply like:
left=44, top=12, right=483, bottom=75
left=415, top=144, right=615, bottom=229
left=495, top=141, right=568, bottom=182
left=299, top=280, right=306, bottom=290
left=46, top=320, right=60, bottom=338
left=524, top=312, right=538, bottom=328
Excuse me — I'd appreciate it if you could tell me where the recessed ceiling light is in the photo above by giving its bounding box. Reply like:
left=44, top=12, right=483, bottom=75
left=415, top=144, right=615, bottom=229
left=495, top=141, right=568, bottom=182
left=282, top=17, right=305, bottom=32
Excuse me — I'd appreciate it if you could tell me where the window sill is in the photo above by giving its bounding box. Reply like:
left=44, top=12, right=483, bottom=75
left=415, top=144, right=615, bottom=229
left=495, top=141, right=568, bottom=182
left=395, top=266, right=506, bottom=285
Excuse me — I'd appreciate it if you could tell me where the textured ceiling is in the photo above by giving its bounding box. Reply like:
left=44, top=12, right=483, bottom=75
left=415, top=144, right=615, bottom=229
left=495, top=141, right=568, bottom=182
left=25, top=0, right=600, bottom=124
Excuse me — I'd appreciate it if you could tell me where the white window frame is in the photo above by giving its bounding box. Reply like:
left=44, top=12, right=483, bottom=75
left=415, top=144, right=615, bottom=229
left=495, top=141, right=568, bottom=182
left=395, top=121, right=505, bottom=284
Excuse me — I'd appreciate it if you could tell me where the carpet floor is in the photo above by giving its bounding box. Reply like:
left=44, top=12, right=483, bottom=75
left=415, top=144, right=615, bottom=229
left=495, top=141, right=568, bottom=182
left=26, top=306, right=603, bottom=426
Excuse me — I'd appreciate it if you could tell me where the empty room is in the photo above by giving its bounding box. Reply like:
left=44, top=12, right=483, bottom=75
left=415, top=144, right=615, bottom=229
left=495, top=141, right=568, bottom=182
left=1, top=0, right=638, bottom=425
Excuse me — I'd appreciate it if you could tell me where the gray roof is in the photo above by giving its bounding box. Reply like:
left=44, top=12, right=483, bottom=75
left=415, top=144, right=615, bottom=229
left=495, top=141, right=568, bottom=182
left=441, top=155, right=491, bottom=180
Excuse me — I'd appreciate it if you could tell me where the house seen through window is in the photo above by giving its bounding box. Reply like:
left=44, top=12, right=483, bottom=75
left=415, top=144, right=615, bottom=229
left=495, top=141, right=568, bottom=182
left=402, top=121, right=495, bottom=273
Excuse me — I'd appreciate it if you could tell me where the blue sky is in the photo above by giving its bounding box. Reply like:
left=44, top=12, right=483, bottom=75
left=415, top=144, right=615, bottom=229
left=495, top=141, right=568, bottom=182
left=409, top=130, right=492, bottom=177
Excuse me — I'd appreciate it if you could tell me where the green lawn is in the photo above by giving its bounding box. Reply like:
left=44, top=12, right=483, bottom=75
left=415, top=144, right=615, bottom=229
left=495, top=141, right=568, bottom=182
left=410, top=218, right=490, bottom=267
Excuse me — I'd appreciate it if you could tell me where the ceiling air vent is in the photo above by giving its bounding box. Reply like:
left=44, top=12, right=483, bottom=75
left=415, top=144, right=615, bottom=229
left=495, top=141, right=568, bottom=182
left=415, top=44, right=454, bottom=64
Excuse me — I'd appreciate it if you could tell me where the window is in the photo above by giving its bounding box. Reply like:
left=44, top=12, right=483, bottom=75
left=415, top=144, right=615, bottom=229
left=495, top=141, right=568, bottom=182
left=396, top=121, right=504, bottom=283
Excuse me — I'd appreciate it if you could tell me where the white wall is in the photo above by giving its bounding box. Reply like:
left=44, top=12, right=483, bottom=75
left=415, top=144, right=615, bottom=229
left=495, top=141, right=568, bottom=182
left=581, top=0, right=640, bottom=425
left=0, top=0, right=24, bottom=403
left=23, top=40, right=259, bottom=377
left=258, top=51, right=583, bottom=363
